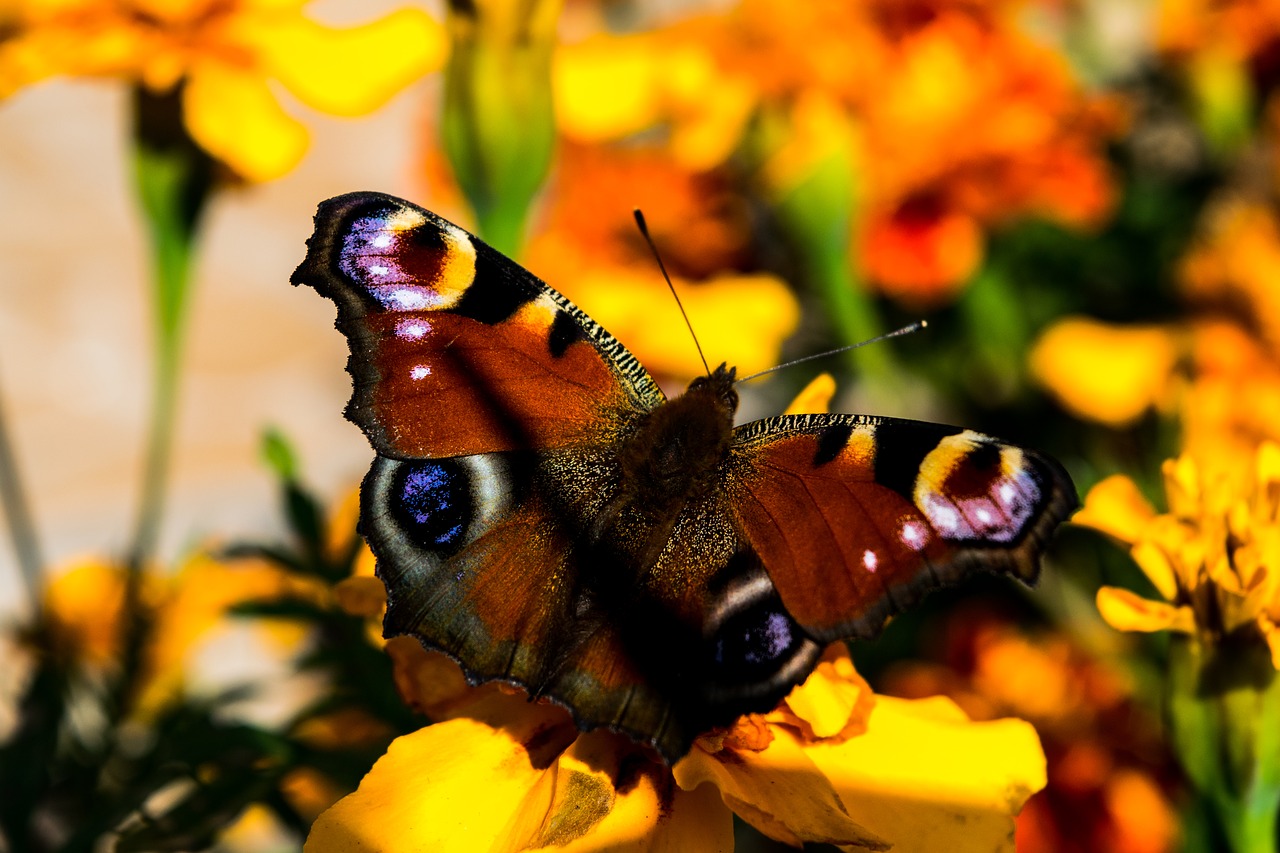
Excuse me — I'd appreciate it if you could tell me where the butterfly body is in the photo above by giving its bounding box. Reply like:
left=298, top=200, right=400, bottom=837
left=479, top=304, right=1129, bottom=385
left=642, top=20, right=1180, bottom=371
left=294, top=192, right=1077, bottom=763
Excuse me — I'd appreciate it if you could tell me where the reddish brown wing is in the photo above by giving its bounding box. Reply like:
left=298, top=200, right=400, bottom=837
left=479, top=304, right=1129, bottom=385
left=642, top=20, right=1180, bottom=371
left=295, top=194, right=685, bottom=759
left=727, top=414, right=1077, bottom=642
left=291, top=192, right=664, bottom=458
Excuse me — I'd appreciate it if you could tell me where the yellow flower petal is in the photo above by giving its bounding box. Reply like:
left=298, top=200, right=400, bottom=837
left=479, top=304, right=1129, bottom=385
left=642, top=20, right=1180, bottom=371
left=783, top=373, right=836, bottom=415
left=1074, top=474, right=1158, bottom=546
left=774, top=644, right=874, bottom=741
left=255, top=10, right=445, bottom=117
left=809, top=696, right=1046, bottom=853
left=1129, top=540, right=1182, bottom=603
left=183, top=60, right=308, bottom=182
left=534, top=733, right=734, bottom=852
left=1096, top=586, right=1196, bottom=634
left=304, top=697, right=576, bottom=853
left=1029, top=318, right=1179, bottom=426
left=1260, top=614, right=1280, bottom=670
left=567, top=269, right=799, bottom=379
left=673, top=728, right=887, bottom=850
left=44, top=557, right=132, bottom=664
left=554, top=34, right=664, bottom=142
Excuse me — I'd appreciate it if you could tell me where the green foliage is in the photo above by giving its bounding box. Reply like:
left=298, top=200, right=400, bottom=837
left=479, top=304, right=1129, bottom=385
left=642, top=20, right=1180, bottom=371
left=0, top=442, right=421, bottom=852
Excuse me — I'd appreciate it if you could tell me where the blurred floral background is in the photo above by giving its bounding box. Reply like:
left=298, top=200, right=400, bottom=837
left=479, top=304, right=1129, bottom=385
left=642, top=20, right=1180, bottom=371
left=4, top=0, right=1280, bottom=850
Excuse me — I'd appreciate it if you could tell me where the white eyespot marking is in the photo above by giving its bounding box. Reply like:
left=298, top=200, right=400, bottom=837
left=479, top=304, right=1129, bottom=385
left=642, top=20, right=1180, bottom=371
left=975, top=506, right=993, bottom=524
left=862, top=549, right=878, bottom=573
left=925, top=498, right=962, bottom=535
left=410, top=365, right=431, bottom=380
left=396, top=319, right=431, bottom=340
left=372, top=233, right=393, bottom=249
left=900, top=520, right=928, bottom=551
left=368, top=264, right=390, bottom=276
left=386, top=288, right=432, bottom=310
left=999, top=481, right=1017, bottom=504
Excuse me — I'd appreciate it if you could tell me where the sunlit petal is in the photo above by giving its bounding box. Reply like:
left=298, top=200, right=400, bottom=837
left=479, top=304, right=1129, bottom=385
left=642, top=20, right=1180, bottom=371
left=1096, top=586, right=1195, bottom=633
left=673, top=728, right=887, bottom=850
left=304, top=696, right=576, bottom=853
left=254, top=10, right=445, bottom=116
left=1075, top=474, right=1159, bottom=547
left=183, top=60, right=308, bottom=182
left=812, top=696, right=1046, bottom=853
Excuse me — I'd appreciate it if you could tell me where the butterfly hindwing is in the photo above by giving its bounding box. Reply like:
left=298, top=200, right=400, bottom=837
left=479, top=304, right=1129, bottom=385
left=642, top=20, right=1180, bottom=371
left=291, top=192, right=664, bottom=459
left=727, top=414, right=1078, bottom=641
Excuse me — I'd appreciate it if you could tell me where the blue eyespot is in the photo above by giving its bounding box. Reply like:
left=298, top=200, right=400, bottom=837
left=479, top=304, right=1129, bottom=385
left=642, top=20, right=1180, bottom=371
left=391, top=460, right=471, bottom=552
left=712, top=601, right=803, bottom=674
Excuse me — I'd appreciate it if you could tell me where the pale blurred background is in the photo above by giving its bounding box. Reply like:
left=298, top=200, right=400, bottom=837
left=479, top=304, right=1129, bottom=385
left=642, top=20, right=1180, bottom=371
left=0, top=26, right=437, bottom=612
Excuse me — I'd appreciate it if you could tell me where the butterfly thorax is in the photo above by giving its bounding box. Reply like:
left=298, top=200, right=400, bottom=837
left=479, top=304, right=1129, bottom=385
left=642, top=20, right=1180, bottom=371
left=617, top=363, right=739, bottom=513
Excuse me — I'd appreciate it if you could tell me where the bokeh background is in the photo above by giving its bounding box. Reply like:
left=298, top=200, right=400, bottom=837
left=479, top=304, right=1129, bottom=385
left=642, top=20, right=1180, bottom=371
left=6, top=0, right=1280, bottom=850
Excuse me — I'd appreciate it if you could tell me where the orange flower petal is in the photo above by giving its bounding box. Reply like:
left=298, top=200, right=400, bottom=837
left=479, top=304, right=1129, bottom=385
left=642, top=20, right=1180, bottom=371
left=1128, top=540, right=1183, bottom=603
left=783, top=373, right=837, bottom=415
left=673, top=728, right=887, bottom=850
left=332, top=576, right=386, bottom=619
left=1075, top=474, right=1159, bottom=547
left=1096, top=586, right=1195, bottom=634
left=809, top=696, right=1046, bottom=853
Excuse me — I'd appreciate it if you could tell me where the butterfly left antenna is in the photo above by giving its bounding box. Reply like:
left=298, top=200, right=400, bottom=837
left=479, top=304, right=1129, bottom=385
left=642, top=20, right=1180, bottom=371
left=634, top=209, right=712, bottom=376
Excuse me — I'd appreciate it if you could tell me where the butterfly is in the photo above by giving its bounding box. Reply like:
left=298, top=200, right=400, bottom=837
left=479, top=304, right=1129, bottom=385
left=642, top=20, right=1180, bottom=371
left=292, top=192, right=1077, bottom=764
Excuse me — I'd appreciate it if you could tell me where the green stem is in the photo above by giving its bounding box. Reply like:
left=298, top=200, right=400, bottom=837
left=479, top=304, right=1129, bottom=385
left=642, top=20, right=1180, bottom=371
left=125, top=85, right=214, bottom=572
left=0, top=365, right=44, bottom=615
left=809, top=247, right=895, bottom=382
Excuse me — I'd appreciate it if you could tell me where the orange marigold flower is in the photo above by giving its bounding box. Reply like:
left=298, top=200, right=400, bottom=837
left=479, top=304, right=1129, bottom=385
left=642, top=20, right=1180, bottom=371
left=554, top=0, right=1120, bottom=302
left=1, top=0, right=445, bottom=181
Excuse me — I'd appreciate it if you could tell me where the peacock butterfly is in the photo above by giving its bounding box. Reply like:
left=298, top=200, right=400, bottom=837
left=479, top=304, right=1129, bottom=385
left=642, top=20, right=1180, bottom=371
left=292, top=192, right=1077, bottom=763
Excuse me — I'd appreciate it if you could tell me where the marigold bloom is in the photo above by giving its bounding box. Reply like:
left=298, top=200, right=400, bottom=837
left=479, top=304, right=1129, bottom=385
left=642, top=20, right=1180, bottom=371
left=554, top=0, right=1120, bottom=302
left=883, top=612, right=1181, bottom=853
left=1079, top=444, right=1280, bottom=669
left=1, top=0, right=444, bottom=180
left=305, top=641, right=1046, bottom=852
left=42, top=550, right=317, bottom=712
left=317, top=375, right=1046, bottom=851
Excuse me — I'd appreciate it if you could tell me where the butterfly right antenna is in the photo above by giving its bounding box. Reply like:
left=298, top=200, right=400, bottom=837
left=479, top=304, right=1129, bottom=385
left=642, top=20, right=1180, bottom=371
left=735, top=321, right=927, bottom=384
left=633, top=209, right=712, bottom=377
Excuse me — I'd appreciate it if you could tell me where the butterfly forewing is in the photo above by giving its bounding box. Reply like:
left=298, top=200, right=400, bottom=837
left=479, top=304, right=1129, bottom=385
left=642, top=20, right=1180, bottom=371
left=292, top=192, right=664, bottom=459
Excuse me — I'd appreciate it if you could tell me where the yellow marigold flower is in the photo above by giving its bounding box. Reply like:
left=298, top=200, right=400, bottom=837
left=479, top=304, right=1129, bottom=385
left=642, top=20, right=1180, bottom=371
left=1180, top=200, right=1280, bottom=354
left=2, top=0, right=445, bottom=181
left=1080, top=444, right=1280, bottom=668
left=42, top=550, right=320, bottom=712
left=1029, top=317, right=1181, bottom=427
left=305, top=643, right=1045, bottom=852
